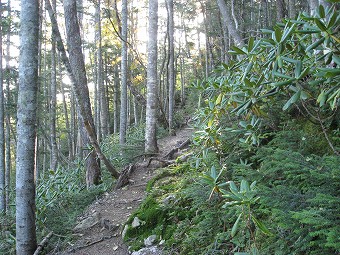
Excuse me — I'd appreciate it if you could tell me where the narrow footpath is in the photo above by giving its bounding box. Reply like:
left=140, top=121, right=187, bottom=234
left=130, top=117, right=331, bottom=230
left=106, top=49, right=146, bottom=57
left=50, top=128, right=193, bottom=255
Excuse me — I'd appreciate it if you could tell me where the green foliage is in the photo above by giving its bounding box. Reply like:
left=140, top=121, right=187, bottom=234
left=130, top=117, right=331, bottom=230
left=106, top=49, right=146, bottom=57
left=193, top=6, right=340, bottom=149
left=102, top=125, right=146, bottom=168
left=124, top=164, right=194, bottom=251
left=0, top=212, right=15, bottom=255
left=124, top=7, right=340, bottom=255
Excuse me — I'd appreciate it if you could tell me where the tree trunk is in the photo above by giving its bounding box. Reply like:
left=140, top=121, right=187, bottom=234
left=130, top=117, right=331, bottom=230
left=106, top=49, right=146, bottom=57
left=45, top=0, right=119, bottom=183
left=113, top=64, right=119, bottom=134
left=16, top=0, right=39, bottom=253
left=0, top=0, right=5, bottom=213
left=166, top=0, right=175, bottom=135
left=49, top=0, right=58, bottom=171
left=276, top=0, right=287, bottom=21
left=120, top=0, right=128, bottom=144
left=308, top=0, right=319, bottom=15
left=288, top=0, right=296, bottom=18
left=63, top=0, right=120, bottom=184
left=217, top=0, right=244, bottom=47
left=145, top=0, right=159, bottom=153
left=96, top=0, right=109, bottom=137
left=5, top=0, right=12, bottom=212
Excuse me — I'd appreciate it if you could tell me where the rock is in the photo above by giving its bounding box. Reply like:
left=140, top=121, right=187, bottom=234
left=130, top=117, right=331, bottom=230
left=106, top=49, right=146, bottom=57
left=100, top=218, right=119, bottom=231
left=144, top=235, right=157, bottom=247
left=122, top=225, right=128, bottom=239
left=131, top=246, right=162, bottom=255
left=132, top=216, right=144, bottom=228
left=73, top=212, right=100, bottom=232
left=162, top=194, right=176, bottom=205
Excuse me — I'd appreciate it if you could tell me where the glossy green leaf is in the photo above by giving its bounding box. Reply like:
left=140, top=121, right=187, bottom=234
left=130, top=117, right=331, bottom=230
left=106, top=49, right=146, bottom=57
left=283, top=90, right=301, bottom=110
left=231, top=213, right=243, bottom=237
left=297, top=67, right=310, bottom=80
left=295, top=61, right=303, bottom=78
left=317, top=91, right=327, bottom=107
left=240, top=179, right=249, bottom=193
left=231, top=45, right=247, bottom=55
left=229, top=181, right=239, bottom=193
left=250, top=181, right=257, bottom=190
left=215, top=93, right=223, bottom=105
left=271, top=78, right=295, bottom=87
left=274, top=27, right=282, bottom=42
left=248, top=37, right=255, bottom=52
left=318, top=5, right=325, bottom=18
left=260, top=28, right=274, bottom=34
left=297, top=29, right=320, bottom=34
left=328, top=10, right=338, bottom=28
left=251, top=215, right=273, bottom=236
left=314, top=19, right=327, bottom=31
left=280, top=23, right=296, bottom=43
left=306, top=37, right=325, bottom=52
left=242, top=62, right=254, bottom=81
left=273, top=71, right=293, bottom=79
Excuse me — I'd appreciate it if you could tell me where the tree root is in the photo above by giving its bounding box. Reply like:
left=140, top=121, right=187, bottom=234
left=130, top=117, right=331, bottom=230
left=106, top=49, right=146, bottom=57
left=69, top=235, right=116, bottom=252
left=33, top=231, right=54, bottom=255
left=114, top=164, right=135, bottom=190
left=114, top=138, right=191, bottom=190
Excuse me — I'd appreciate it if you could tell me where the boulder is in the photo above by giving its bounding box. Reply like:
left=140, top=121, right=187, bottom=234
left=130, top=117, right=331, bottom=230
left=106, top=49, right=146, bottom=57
left=144, top=235, right=157, bottom=247
left=73, top=212, right=100, bottom=232
left=131, top=246, right=162, bottom=255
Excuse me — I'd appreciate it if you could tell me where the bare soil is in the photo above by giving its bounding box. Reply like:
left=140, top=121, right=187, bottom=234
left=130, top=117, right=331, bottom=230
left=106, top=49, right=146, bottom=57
left=50, top=128, right=193, bottom=255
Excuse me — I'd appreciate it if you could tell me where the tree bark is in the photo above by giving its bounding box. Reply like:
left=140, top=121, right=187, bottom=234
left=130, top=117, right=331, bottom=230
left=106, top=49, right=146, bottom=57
left=166, top=0, right=175, bottom=135
left=113, top=64, right=119, bottom=134
left=0, top=0, right=5, bottom=213
left=5, top=0, right=12, bottom=212
left=276, top=0, right=288, bottom=21
left=288, top=0, right=296, bottom=18
left=96, top=0, right=109, bottom=137
left=216, top=0, right=244, bottom=47
left=120, top=0, right=128, bottom=144
left=63, top=0, right=120, bottom=182
left=16, top=0, right=39, bottom=253
left=42, top=0, right=120, bottom=183
left=308, top=0, right=319, bottom=15
left=49, top=0, right=58, bottom=171
left=145, top=0, right=159, bottom=153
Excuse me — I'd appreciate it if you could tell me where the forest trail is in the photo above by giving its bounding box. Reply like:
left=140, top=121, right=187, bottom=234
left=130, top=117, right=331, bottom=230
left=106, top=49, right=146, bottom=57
left=50, top=127, right=194, bottom=255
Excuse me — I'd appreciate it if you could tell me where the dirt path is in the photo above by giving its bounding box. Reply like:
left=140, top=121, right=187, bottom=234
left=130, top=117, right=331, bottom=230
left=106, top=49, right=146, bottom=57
left=50, top=128, right=193, bottom=255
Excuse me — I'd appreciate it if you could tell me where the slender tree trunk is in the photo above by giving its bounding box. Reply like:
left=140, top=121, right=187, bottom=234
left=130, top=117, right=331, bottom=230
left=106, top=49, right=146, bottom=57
left=289, top=0, right=296, bottom=18
left=0, top=0, right=5, bottom=213
left=276, top=0, right=287, bottom=21
left=113, top=64, right=119, bottom=134
left=60, top=69, right=73, bottom=160
left=120, top=0, right=128, bottom=144
left=50, top=0, right=58, bottom=171
left=5, top=0, right=11, bottom=212
left=217, top=0, right=244, bottom=47
left=133, top=95, right=139, bottom=126
left=167, top=0, right=175, bottom=135
left=145, top=0, right=159, bottom=153
left=16, top=0, right=39, bottom=253
left=96, top=1, right=109, bottom=137
left=62, top=0, right=120, bottom=181
left=308, top=0, right=319, bottom=15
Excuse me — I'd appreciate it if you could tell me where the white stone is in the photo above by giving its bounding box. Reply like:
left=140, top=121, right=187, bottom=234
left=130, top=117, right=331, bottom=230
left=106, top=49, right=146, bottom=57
left=131, top=246, right=162, bottom=255
left=144, top=235, right=157, bottom=247
left=132, top=217, right=141, bottom=228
